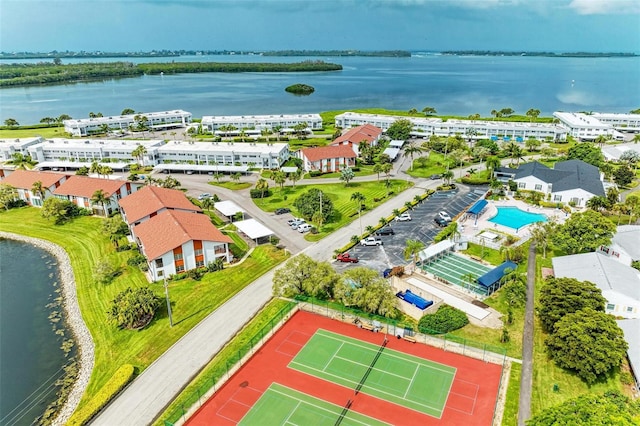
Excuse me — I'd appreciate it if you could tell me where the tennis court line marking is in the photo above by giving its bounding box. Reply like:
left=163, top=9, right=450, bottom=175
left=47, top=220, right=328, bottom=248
left=322, top=341, right=346, bottom=372
left=403, top=364, right=420, bottom=399
left=281, top=400, right=302, bottom=426
left=276, top=331, right=310, bottom=357
left=269, top=384, right=391, bottom=426
left=217, top=385, right=262, bottom=424
left=315, top=329, right=457, bottom=375
left=447, top=379, right=480, bottom=416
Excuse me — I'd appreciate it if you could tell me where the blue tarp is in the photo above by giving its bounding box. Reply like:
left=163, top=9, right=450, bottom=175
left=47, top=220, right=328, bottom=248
left=477, top=261, right=518, bottom=287
left=396, top=290, right=433, bottom=310
left=468, top=199, right=488, bottom=215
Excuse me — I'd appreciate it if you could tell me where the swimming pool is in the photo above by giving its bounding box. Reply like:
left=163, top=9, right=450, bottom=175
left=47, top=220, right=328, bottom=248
left=489, top=206, right=547, bottom=230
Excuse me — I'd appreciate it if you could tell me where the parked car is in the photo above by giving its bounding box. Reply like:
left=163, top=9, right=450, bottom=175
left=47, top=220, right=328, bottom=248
left=430, top=174, right=441, bottom=180
left=375, top=227, right=395, bottom=236
left=288, top=218, right=303, bottom=226
left=198, top=193, right=211, bottom=200
left=297, top=223, right=312, bottom=233
left=291, top=219, right=306, bottom=230
left=360, top=236, right=383, bottom=246
left=434, top=216, right=451, bottom=227
left=438, top=211, right=452, bottom=221
left=275, top=207, right=291, bottom=215
left=336, top=253, right=359, bottom=263
left=395, top=212, right=412, bottom=222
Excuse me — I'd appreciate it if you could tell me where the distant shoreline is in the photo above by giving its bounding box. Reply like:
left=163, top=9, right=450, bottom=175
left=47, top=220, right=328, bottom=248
left=1, top=49, right=636, bottom=61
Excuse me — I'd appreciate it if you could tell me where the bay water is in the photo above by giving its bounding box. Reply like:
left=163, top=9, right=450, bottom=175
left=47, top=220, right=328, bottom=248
left=0, top=239, right=69, bottom=426
left=1, top=54, right=638, bottom=124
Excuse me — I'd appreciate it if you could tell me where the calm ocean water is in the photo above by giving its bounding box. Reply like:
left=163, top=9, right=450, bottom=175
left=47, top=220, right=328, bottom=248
left=0, top=239, right=69, bottom=425
left=0, top=54, right=639, bottom=124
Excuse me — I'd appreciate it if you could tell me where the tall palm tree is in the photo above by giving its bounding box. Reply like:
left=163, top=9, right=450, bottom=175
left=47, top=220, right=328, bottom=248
left=91, top=189, right=110, bottom=217
left=350, top=192, right=366, bottom=235
left=403, top=142, right=424, bottom=171
left=594, top=134, right=608, bottom=148
left=131, top=145, right=147, bottom=166
left=255, top=178, right=269, bottom=198
left=441, top=170, right=454, bottom=185
left=373, top=164, right=382, bottom=181
left=486, top=155, right=502, bottom=178
left=273, top=170, right=286, bottom=192
left=403, top=239, right=425, bottom=267
left=378, top=217, right=389, bottom=228
left=31, top=180, right=46, bottom=203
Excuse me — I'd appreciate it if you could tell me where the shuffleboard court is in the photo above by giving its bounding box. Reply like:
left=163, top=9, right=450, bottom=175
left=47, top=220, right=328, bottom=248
left=238, top=383, right=389, bottom=426
left=289, top=329, right=456, bottom=418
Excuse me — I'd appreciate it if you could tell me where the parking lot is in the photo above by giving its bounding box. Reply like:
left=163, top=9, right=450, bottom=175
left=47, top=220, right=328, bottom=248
left=334, top=184, right=489, bottom=274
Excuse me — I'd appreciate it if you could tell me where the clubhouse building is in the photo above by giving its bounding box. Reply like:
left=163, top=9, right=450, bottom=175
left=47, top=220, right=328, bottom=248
left=63, top=110, right=192, bottom=137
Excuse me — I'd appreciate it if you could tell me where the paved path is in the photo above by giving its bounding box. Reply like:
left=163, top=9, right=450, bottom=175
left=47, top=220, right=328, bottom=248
left=517, top=243, right=536, bottom=425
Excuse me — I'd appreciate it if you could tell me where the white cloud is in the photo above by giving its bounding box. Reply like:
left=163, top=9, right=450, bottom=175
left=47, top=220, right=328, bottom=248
left=568, top=0, right=640, bottom=15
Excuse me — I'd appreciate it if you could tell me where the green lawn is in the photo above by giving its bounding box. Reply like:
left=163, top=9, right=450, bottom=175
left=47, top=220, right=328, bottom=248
left=0, top=207, right=288, bottom=409
left=0, top=126, right=68, bottom=139
left=502, top=363, right=522, bottom=426
left=253, top=180, right=412, bottom=241
left=208, top=180, right=252, bottom=190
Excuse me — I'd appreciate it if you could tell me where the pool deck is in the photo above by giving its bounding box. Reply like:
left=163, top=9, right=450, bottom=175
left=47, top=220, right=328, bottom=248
left=458, top=197, right=569, bottom=241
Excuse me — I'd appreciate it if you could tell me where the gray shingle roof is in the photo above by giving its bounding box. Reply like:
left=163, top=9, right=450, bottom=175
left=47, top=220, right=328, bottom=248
left=515, top=160, right=604, bottom=196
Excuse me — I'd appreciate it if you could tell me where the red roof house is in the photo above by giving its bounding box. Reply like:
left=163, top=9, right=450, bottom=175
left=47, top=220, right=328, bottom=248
left=133, top=210, right=232, bottom=281
left=53, top=175, right=139, bottom=216
left=0, top=169, right=69, bottom=207
left=299, top=145, right=357, bottom=173
left=330, top=124, right=383, bottom=155
left=119, top=185, right=201, bottom=227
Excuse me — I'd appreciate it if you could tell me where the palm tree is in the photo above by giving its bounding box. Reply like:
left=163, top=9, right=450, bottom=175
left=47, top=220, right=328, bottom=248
left=8, top=153, right=34, bottom=170
left=379, top=217, right=389, bottom=228
left=255, top=178, right=269, bottom=198
left=404, top=201, right=414, bottom=211
left=201, top=197, right=215, bottom=211
left=90, top=161, right=101, bottom=177
left=99, top=165, right=113, bottom=179
left=403, top=142, right=424, bottom=171
left=594, top=134, right=608, bottom=148
left=132, top=145, right=147, bottom=166
left=288, top=169, right=302, bottom=187
left=526, top=108, right=541, bottom=122
left=392, top=208, right=401, bottom=218
left=381, top=163, right=393, bottom=180
left=91, top=189, right=110, bottom=217
left=441, top=170, right=454, bottom=185
left=31, top=180, right=46, bottom=203
left=351, top=192, right=366, bottom=235
left=273, top=170, right=286, bottom=192
left=403, top=239, right=425, bottom=267
left=633, top=134, right=640, bottom=144
left=485, top=155, right=501, bottom=178
left=373, top=164, right=382, bottom=181
left=461, top=272, right=477, bottom=292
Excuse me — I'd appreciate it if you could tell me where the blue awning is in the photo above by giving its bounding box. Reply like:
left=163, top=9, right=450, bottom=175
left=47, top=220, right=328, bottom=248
left=468, top=199, right=488, bottom=215
left=477, top=261, right=518, bottom=287
left=516, top=137, right=523, bottom=142
left=491, top=136, right=498, bottom=141
left=504, top=136, right=510, bottom=141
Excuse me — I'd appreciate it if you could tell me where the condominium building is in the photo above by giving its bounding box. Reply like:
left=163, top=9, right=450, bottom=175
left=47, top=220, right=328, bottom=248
left=0, top=137, right=45, bottom=161
left=335, top=112, right=567, bottom=141
left=63, top=110, right=192, bottom=137
left=553, top=112, right=626, bottom=140
left=27, top=138, right=165, bottom=170
left=591, top=113, right=640, bottom=132
left=201, top=114, right=323, bottom=133
left=157, top=141, right=290, bottom=169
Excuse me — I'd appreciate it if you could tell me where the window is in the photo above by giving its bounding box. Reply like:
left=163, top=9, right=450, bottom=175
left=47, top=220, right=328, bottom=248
left=518, top=182, right=526, bottom=189
left=196, top=260, right=205, bottom=268
left=155, top=259, right=164, bottom=268
left=176, top=264, right=185, bottom=273
left=174, top=253, right=183, bottom=261
left=553, top=195, right=562, bottom=202
left=534, top=184, right=543, bottom=191
left=606, top=303, right=615, bottom=311
left=195, top=249, right=203, bottom=256
left=157, top=270, right=163, bottom=277
left=627, top=307, right=634, bottom=313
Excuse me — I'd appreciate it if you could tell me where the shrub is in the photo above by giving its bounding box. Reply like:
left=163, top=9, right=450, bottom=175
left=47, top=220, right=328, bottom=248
left=249, top=188, right=272, bottom=198
left=93, top=259, right=120, bottom=285
left=309, top=170, right=322, bottom=177
left=108, top=287, right=160, bottom=329
left=418, top=304, right=469, bottom=334
left=67, top=364, right=135, bottom=426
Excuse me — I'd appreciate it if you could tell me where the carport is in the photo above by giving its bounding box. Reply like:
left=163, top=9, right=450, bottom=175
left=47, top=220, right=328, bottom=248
left=214, top=200, right=246, bottom=222
left=477, top=261, right=518, bottom=295
left=417, top=240, right=455, bottom=266
left=466, top=199, right=488, bottom=225
left=234, top=219, right=274, bottom=244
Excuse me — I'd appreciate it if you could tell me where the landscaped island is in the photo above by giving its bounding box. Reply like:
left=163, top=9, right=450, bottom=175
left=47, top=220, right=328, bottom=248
left=285, top=83, right=315, bottom=95
left=0, top=61, right=342, bottom=88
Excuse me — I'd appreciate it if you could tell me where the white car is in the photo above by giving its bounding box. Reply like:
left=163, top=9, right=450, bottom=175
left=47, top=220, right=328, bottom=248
left=395, top=212, right=412, bottom=222
left=198, top=193, right=211, bottom=200
left=291, top=219, right=306, bottom=230
left=438, top=211, right=452, bottom=222
left=288, top=218, right=303, bottom=226
left=360, top=237, right=383, bottom=246
left=297, top=223, right=312, bottom=233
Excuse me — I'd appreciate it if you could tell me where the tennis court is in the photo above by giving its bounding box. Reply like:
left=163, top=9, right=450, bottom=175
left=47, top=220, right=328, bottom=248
left=289, top=329, right=456, bottom=418
left=239, top=383, right=389, bottom=426
left=422, top=253, right=491, bottom=290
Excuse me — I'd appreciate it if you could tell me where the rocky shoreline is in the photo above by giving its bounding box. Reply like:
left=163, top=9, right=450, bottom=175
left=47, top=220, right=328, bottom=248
left=0, top=232, right=94, bottom=426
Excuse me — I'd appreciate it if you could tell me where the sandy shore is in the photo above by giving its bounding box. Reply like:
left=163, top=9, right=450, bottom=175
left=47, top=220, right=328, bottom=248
left=0, top=232, right=94, bottom=426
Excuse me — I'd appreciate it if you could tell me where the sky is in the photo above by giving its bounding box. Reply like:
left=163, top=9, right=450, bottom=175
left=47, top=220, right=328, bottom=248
left=1, top=0, right=639, bottom=53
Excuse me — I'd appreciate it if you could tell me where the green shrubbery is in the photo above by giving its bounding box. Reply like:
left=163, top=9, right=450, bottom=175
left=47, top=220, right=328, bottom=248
left=418, top=304, right=469, bottom=334
left=67, top=364, right=135, bottom=426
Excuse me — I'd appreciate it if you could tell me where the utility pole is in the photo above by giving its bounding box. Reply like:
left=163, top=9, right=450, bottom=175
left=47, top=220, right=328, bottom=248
left=164, top=277, right=173, bottom=327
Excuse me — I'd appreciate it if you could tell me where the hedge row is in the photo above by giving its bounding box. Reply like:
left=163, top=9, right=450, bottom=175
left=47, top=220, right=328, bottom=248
left=67, top=364, right=135, bottom=426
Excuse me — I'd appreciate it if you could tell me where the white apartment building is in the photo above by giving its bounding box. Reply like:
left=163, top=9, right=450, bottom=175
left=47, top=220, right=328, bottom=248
left=0, top=137, right=45, bottom=161
left=335, top=112, right=567, bottom=141
left=156, top=141, right=290, bottom=169
left=63, top=110, right=192, bottom=136
left=27, top=138, right=165, bottom=169
left=553, top=112, right=625, bottom=141
left=201, top=114, right=323, bottom=133
left=592, top=112, right=640, bottom=132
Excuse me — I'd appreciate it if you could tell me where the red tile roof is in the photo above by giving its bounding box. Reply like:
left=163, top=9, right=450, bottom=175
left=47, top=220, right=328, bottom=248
left=332, top=124, right=382, bottom=146
left=133, top=210, right=232, bottom=260
left=301, top=145, right=356, bottom=162
left=118, top=185, right=201, bottom=224
left=53, top=175, right=128, bottom=199
left=1, top=170, right=68, bottom=189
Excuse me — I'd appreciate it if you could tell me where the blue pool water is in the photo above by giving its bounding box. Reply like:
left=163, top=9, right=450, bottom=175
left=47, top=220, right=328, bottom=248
left=489, top=206, right=547, bottom=230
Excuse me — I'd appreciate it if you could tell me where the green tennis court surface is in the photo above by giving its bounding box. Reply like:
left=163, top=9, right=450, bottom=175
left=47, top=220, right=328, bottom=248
left=238, top=383, right=389, bottom=426
left=288, top=329, right=456, bottom=418
left=422, top=253, right=491, bottom=288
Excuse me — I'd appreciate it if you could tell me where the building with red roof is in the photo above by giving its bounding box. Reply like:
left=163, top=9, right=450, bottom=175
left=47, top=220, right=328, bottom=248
left=0, top=169, right=69, bottom=207
left=53, top=175, right=140, bottom=216
left=298, top=145, right=357, bottom=173
left=118, top=185, right=201, bottom=228
left=330, top=124, right=382, bottom=156
left=133, top=210, right=232, bottom=281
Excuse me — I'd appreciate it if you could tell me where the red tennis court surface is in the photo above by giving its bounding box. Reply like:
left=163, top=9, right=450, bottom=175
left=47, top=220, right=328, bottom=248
left=186, top=310, right=503, bottom=425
